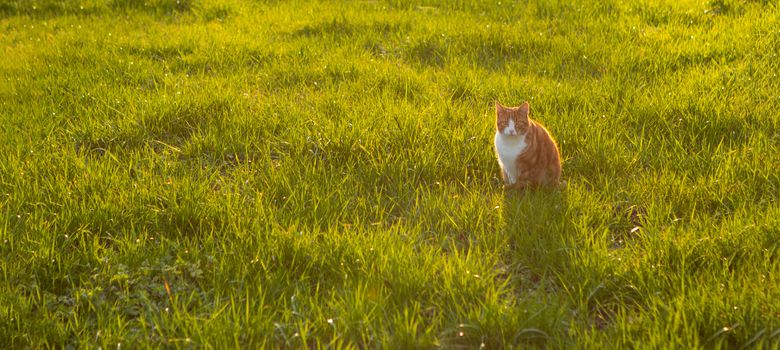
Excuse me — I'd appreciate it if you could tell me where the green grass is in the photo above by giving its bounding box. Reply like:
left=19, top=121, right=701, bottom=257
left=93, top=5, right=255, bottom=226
left=1, top=0, right=779, bottom=348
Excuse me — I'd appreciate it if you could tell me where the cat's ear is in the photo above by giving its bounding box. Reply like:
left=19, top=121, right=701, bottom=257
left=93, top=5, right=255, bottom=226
left=518, top=101, right=530, bottom=119
left=495, top=101, right=504, bottom=112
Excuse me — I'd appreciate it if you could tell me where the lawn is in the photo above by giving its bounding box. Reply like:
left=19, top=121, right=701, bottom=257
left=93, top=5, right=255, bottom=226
left=1, top=0, right=779, bottom=348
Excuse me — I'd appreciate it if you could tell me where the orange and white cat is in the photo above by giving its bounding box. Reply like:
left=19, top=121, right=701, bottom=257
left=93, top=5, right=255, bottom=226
left=494, top=101, right=561, bottom=189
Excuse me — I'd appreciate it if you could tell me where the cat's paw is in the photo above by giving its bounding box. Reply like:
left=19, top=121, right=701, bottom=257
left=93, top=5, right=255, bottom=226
left=503, top=182, right=525, bottom=191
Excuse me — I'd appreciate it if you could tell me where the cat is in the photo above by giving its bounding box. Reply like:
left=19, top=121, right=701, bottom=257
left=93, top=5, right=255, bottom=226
left=494, top=101, right=561, bottom=189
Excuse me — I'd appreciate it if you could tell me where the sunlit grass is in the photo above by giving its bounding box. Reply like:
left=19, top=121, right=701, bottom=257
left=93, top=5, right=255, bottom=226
left=1, top=0, right=779, bottom=347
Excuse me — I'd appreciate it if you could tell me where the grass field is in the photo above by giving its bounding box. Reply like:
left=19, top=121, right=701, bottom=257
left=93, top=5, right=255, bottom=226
left=1, top=0, right=779, bottom=348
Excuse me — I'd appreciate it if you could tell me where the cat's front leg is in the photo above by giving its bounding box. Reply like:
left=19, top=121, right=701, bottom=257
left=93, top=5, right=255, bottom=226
left=502, top=173, right=520, bottom=190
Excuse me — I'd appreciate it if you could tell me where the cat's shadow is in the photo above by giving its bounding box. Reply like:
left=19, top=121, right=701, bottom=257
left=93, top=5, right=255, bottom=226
left=498, top=185, right=585, bottom=346
left=500, top=185, right=573, bottom=282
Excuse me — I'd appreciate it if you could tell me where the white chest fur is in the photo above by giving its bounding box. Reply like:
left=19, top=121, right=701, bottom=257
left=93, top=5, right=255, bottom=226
left=494, top=132, right=527, bottom=184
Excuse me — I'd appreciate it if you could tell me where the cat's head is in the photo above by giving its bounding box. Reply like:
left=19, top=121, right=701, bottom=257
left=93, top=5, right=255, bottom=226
left=495, top=101, right=530, bottom=136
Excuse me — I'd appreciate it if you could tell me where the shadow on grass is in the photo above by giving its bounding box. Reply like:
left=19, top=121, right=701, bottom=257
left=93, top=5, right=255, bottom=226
left=502, top=185, right=571, bottom=280
left=494, top=185, right=572, bottom=347
left=500, top=184, right=647, bottom=335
